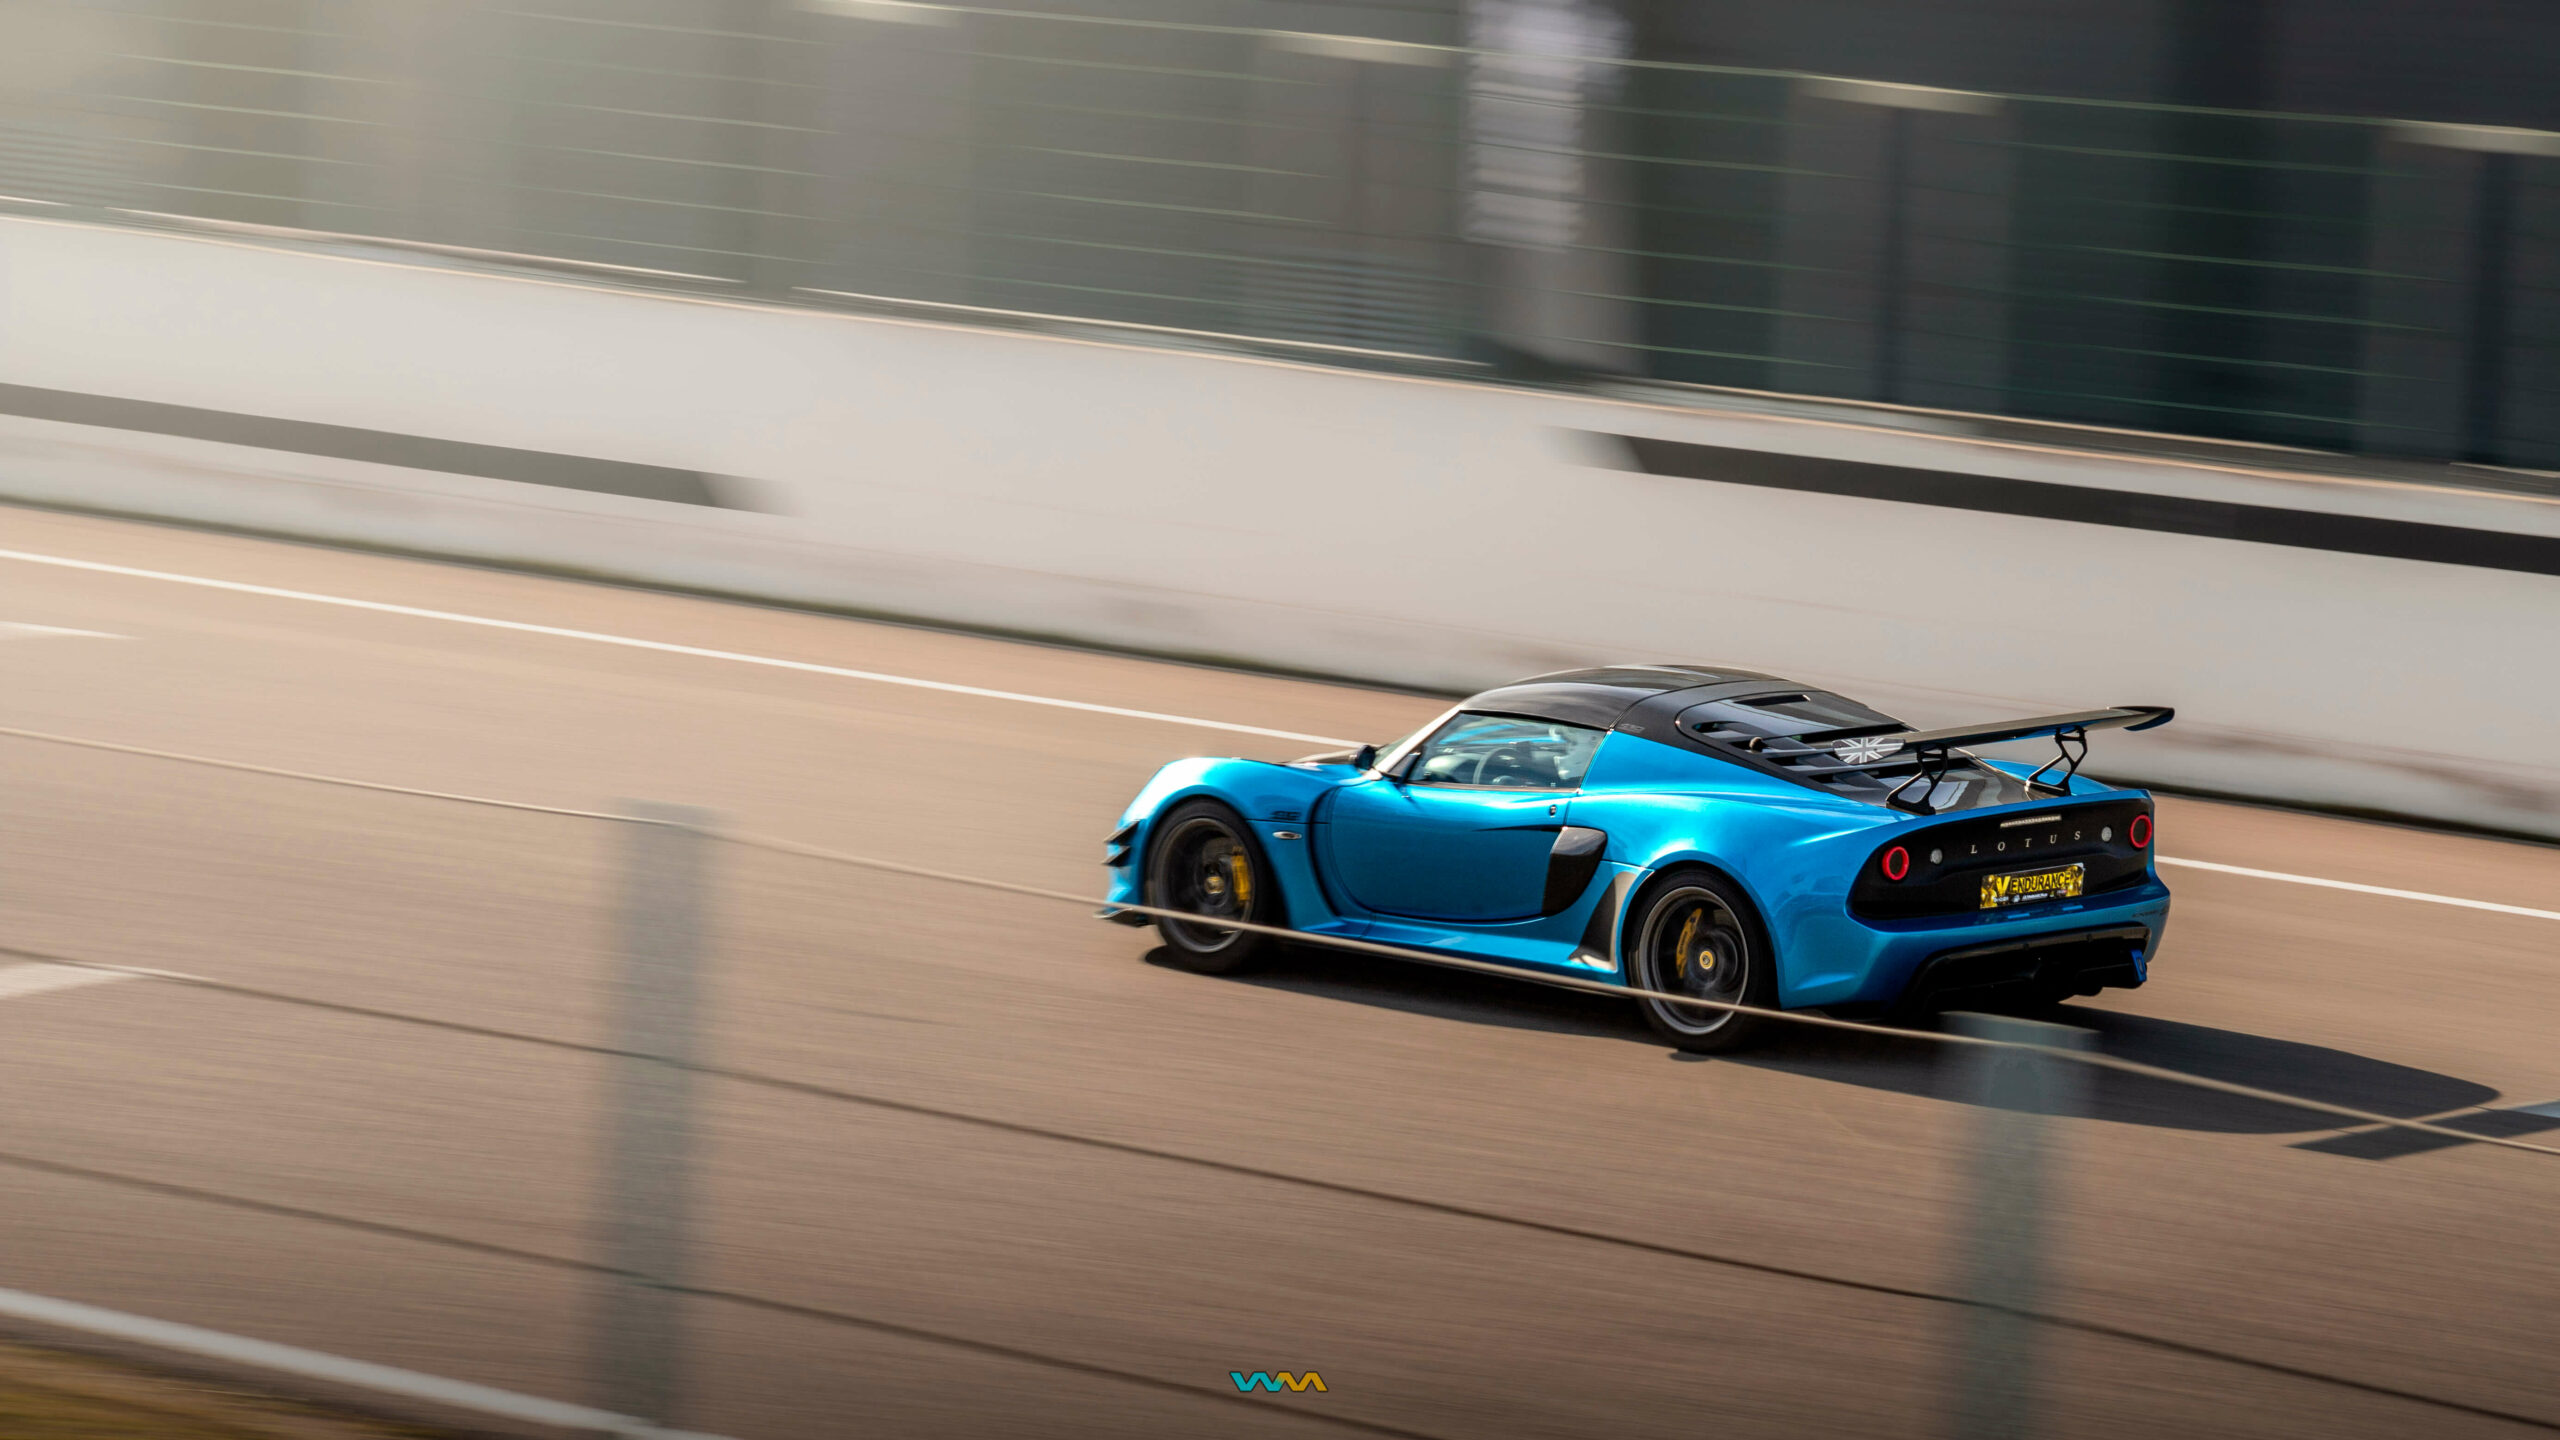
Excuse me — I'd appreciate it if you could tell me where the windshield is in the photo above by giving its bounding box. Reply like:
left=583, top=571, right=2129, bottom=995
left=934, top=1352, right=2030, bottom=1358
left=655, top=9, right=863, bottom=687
left=1410, top=713, right=1606, bottom=789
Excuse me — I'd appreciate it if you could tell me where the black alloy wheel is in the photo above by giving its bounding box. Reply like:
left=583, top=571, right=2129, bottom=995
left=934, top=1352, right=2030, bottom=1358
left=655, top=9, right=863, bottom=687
left=1629, top=870, right=1776, bottom=1053
left=1145, top=800, right=1277, bottom=974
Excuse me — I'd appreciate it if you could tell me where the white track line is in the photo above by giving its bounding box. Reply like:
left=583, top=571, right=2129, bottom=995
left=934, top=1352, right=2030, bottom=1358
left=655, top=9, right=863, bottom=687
left=0, top=546, right=1356, bottom=746
left=2155, top=856, right=2560, bottom=923
left=0, top=621, right=125, bottom=639
left=3, top=544, right=2555, bottom=923
left=0, top=963, right=135, bottom=1002
left=0, top=1286, right=724, bottom=1439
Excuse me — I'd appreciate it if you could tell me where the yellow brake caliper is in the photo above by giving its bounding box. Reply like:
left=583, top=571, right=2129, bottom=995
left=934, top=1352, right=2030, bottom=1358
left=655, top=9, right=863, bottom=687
left=1673, top=911, right=1701, bottom=980
left=1227, top=850, right=1253, bottom=912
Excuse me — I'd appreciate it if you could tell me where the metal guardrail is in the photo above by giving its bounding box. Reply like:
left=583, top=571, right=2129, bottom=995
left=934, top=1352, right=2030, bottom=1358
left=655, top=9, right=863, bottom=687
left=2, top=0, right=2556, bottom=470
left=2, top=721, right=2559, bottom=1437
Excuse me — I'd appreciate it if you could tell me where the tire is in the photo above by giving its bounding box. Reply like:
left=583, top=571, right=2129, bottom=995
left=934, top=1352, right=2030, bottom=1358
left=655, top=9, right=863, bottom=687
left=1144, top=800, right=1280, bottom=974
left=1626, top=868, right=1778, bottom=1054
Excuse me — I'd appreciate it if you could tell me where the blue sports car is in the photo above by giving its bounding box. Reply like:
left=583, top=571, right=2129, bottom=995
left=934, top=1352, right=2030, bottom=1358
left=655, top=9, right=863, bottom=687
left=1101, top=666, right=2173, bottom=1052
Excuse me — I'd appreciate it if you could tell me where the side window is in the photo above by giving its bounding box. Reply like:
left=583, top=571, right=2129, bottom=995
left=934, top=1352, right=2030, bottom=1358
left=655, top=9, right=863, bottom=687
left=1409, top=714, right=1604, bottom=790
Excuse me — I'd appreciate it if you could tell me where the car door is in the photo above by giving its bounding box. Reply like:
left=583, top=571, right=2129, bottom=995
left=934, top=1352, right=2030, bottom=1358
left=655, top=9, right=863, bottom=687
left=1316, top=713, right=1602, bottom=922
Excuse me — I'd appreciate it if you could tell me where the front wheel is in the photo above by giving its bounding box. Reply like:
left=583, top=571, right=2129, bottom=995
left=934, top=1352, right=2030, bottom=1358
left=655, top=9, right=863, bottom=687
left=1627, top=870, right=1778, bottom=1053
left=1144, top=800, right=1278, bottom=974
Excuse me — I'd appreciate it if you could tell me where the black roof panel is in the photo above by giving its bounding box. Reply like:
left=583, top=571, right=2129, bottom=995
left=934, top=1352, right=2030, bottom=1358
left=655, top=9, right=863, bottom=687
left=1459, top=664, right=1793, bottom=730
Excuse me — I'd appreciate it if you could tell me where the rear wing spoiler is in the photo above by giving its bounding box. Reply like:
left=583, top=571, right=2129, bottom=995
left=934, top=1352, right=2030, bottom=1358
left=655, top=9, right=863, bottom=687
left=1806, top=705, right=2174, bottom=814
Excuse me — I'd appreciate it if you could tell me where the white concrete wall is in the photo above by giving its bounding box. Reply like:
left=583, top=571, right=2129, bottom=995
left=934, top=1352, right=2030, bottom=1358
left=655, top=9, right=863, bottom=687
left=3, top=214, right=2556, bottom=836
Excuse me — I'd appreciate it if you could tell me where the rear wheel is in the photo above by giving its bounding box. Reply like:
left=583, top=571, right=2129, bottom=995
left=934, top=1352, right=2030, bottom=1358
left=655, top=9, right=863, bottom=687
left=1628, top=870, right=1777, bottom=1053
left=1145, top=800, right=1278, bottom=974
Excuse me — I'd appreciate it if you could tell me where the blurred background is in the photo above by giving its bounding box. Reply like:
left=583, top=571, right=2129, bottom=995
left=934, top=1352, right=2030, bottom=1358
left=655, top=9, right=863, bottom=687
left=1, top=5, right=2559, bottom=1439
left=5, top=0, right=2559, bottom=466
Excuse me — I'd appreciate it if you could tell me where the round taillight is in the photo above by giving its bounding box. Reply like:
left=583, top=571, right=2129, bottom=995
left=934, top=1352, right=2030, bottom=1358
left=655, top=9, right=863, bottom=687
left=2129, top=813, right=2152, bottom=850
left=1881, top=845, right=1911, bottom=882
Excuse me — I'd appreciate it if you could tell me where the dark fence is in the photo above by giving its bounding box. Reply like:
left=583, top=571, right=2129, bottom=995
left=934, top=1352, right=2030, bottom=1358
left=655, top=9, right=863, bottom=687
left=5, top=0, right=2556, bottom=469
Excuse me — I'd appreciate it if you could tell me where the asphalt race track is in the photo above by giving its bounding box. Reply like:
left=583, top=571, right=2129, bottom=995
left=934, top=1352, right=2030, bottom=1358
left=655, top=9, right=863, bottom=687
left=0, top=503, right=2556, bottom=1440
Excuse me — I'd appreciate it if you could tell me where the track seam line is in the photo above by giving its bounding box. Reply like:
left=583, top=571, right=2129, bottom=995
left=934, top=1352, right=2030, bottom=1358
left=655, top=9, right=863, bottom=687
left=2, top=721, right=2557, bottom=1154
left=1, top=945, right=2552, bottom=1430
left=0, top=1145, right=1448, bottom=1438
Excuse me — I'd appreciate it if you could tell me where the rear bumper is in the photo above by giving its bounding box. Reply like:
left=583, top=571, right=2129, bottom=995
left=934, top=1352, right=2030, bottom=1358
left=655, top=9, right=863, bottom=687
left=1775, top=877, right=2169, bottom=1011
left=1890, top=924, right=2151, bottom=1019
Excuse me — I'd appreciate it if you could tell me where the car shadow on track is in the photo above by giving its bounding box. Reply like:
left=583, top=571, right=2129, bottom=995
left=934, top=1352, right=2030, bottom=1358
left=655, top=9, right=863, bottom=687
left=1161, top=942, right=1651, bottom=1040
left=1173, top=944, right=2502, bottom=1138
left=1727, top=1009, right=2499, bottom=1136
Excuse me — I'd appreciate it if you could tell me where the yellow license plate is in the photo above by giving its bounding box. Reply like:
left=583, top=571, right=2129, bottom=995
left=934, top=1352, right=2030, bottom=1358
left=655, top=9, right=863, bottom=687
left=1980, top=863, right=2085, bottom=909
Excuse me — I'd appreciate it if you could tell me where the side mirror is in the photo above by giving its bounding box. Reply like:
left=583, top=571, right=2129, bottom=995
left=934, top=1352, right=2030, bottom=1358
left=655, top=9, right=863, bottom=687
left=1350, top=743, right=1379, bottom=771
